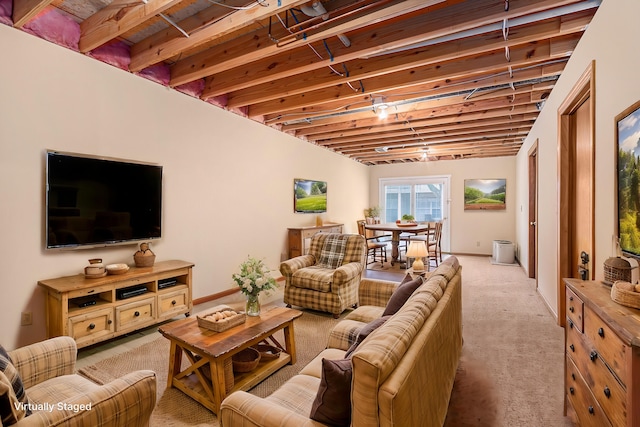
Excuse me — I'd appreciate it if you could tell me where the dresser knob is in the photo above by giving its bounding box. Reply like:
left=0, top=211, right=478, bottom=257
left=589, top=351, right=598, bottom=362
left=134, top=311, right=140, bottom=317
left=569, top=320, right=574, bottom=329
left=598, top=327, right=604, bottom=338
left=107, top=319, right=112, bottom=324
left=604, top=386, right=611, bottom=398
left=171, top=300, right=177, bottom=305
left=569, top=306, right=574, bottom=313
left=569, top=296, right=574, bottom=301
left=569, top=344, right=575, bottom=352
left=89, top=323, right=95, bottom=330
left=571, top=373, right=576, bottom=381
left=569, top=386, right=575, bottom=395
left=588, top=406, right=595, bottom=415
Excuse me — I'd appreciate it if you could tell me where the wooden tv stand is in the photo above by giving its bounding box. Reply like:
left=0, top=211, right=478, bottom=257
left=38, top=260, right=193, bottom=348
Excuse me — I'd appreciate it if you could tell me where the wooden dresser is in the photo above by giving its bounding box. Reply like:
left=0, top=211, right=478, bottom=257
left=38, top=260, right=193, bottom=348
left=287, top=223, right=343, bottom=258
left=564, top=278, right=640, bottom=427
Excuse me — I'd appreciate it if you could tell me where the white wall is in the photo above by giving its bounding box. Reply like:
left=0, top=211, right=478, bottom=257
left=0, top=25, right=369, bottom=348
left=515, top=0, right=640, bottom=317
left=369, top=156, right=517, bottom=255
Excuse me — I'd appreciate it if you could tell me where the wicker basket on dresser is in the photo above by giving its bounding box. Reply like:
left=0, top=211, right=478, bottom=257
left=564, top=278, right=640, bottom=427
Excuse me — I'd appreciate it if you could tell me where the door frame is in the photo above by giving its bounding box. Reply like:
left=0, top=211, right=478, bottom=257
left=528, top=140, right=538, bottom=281
left=557, top=61, right=596, bottom=327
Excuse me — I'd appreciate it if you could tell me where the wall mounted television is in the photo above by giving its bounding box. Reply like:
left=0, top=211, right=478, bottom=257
left=46, top=150, right=163, bottom=250
left=294, top=178, right=327, bottom=213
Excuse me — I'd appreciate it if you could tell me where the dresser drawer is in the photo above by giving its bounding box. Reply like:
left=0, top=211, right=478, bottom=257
left=584, top=307, right=627, bottom=381
left=115, top=297, right=155, bottom=332
left=68, top=307, right=114, bottom=346
left=158, top=287, right=189, bottom=318
left=566, top=287, right=584, bottom=332
left=566, top=317, right=589, bottom=364
left=566, top=357, right=613, bottom=427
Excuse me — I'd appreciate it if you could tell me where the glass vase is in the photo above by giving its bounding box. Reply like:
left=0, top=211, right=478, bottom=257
left=246, top=294, right=261, bottom=317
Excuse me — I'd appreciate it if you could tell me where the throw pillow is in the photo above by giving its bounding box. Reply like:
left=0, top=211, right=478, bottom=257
left=382, top=273, right=424, bottom=316
left=316, top=235, right=348, bottom=269
left=310, top=358, right=352, bottom=427
left=0, top=370, right=26, bottom=426
left=344, top=315, right=391, bottom=358
left=0, top=345, right=30, bottom=423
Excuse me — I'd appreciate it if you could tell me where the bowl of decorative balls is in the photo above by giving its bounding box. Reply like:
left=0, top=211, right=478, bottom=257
left=196, top=305, right=246, bottom=332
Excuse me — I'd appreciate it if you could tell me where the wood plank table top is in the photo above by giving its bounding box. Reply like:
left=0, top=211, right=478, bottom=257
left=159, top=306, right=302, bottom=358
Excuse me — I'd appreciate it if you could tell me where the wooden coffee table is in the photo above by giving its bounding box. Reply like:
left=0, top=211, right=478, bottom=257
left=158, top=306, right=302, bottom=414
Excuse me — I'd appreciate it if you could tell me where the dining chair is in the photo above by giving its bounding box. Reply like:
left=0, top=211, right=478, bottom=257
left=357, top=220, right=388, bottom=266
left=427, top=221, right=444, bottom=268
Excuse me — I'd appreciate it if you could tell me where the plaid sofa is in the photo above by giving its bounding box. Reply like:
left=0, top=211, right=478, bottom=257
left=280, top=233, right=367, bottom=317
left=5, top=336, right=156, bottom=427
left=220, top=256, right=463, bottom=427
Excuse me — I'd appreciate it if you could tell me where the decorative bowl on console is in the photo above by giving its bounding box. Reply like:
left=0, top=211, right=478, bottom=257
left=106, top=263, right=130, bottom=275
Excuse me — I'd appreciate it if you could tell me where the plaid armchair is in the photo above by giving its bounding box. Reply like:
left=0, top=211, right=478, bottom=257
left=280, top=233, right=367, bottom=317
left=4, top=336, right=156, bottom=427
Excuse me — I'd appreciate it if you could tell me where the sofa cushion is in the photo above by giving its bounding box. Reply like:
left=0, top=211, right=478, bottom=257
left=0, top=345, right=30, bottom=422
left=310, top=358, right=352, bottom=426
left=345, top=315, right=391, bottom=358
left=316, top=235, right=348, bottom=269
left=291, top=267, right=334, bottom=292
left=382, top=274, right=424, bottom=316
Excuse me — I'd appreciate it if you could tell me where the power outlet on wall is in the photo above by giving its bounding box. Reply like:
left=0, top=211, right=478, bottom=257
left=21, top=311, right=32, bottom=326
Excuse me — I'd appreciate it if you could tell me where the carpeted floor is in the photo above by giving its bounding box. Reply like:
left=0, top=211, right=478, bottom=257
left=77, top=255, right=573, bottom=426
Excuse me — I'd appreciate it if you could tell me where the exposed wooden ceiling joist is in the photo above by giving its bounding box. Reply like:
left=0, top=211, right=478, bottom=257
left=17, top=0, right=600, bottom=164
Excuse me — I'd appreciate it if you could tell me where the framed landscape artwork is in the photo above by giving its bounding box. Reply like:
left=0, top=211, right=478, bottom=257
left=616, top=99, right=640, bottom=257
left=464, top=179, right=506, bottom=210
left=294, top=178, right=327, bottom=213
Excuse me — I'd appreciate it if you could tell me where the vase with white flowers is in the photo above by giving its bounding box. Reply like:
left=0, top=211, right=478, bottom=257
left=232, top=256, right=277, bottom=316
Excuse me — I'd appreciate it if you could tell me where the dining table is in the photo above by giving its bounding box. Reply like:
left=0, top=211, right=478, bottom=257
left=364, top=222, right=432, bottom=266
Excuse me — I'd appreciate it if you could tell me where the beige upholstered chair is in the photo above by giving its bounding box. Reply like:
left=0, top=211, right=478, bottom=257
left=280, top=233, right=367, bottom=318
left=3, top=336, right=156, bottom=427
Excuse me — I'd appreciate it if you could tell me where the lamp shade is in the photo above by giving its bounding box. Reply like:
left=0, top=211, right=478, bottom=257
left=406, top=241, right=428, bottom=271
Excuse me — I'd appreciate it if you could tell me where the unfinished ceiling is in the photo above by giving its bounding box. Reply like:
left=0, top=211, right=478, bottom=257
left=7, top=0, right=600, bottom=164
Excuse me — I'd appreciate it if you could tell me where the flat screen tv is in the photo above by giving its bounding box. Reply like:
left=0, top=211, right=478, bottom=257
left=46, top=150, right=163, bottom=250
left=294, top=178, right=327, bottom=213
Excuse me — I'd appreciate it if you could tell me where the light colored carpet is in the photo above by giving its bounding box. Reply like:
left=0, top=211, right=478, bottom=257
left=78, top=255, right=572, bottom=426
left=79, top=310, right=341, bottom=426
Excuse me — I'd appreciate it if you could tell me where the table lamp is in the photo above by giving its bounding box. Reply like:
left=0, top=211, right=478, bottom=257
left=406, top=241, right=428, bottom=271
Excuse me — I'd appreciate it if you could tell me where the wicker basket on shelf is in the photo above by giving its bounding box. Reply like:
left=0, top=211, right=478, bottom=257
left=253, top=344, right=281, bottom=361
left=611, top=281, right=640, bottom=309
left=603, top=257, right=633, bottom=286
left=195, top=355, right=234, bottom=393
left=232, top=348, right=261, bottom=373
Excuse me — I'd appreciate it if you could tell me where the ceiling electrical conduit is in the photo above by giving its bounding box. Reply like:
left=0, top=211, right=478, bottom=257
left=361, top=0, right=601, bottom=58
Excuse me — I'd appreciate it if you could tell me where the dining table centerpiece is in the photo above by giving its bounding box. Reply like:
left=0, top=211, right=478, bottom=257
left=232, top=256, right=277, bottom=316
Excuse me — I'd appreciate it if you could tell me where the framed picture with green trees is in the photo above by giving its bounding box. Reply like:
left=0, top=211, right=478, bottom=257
left=294, top=179, right=327, bottom=213
left=464, top=179, right=506, bottom=210
left=616, top=100, right=640, bottom=257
